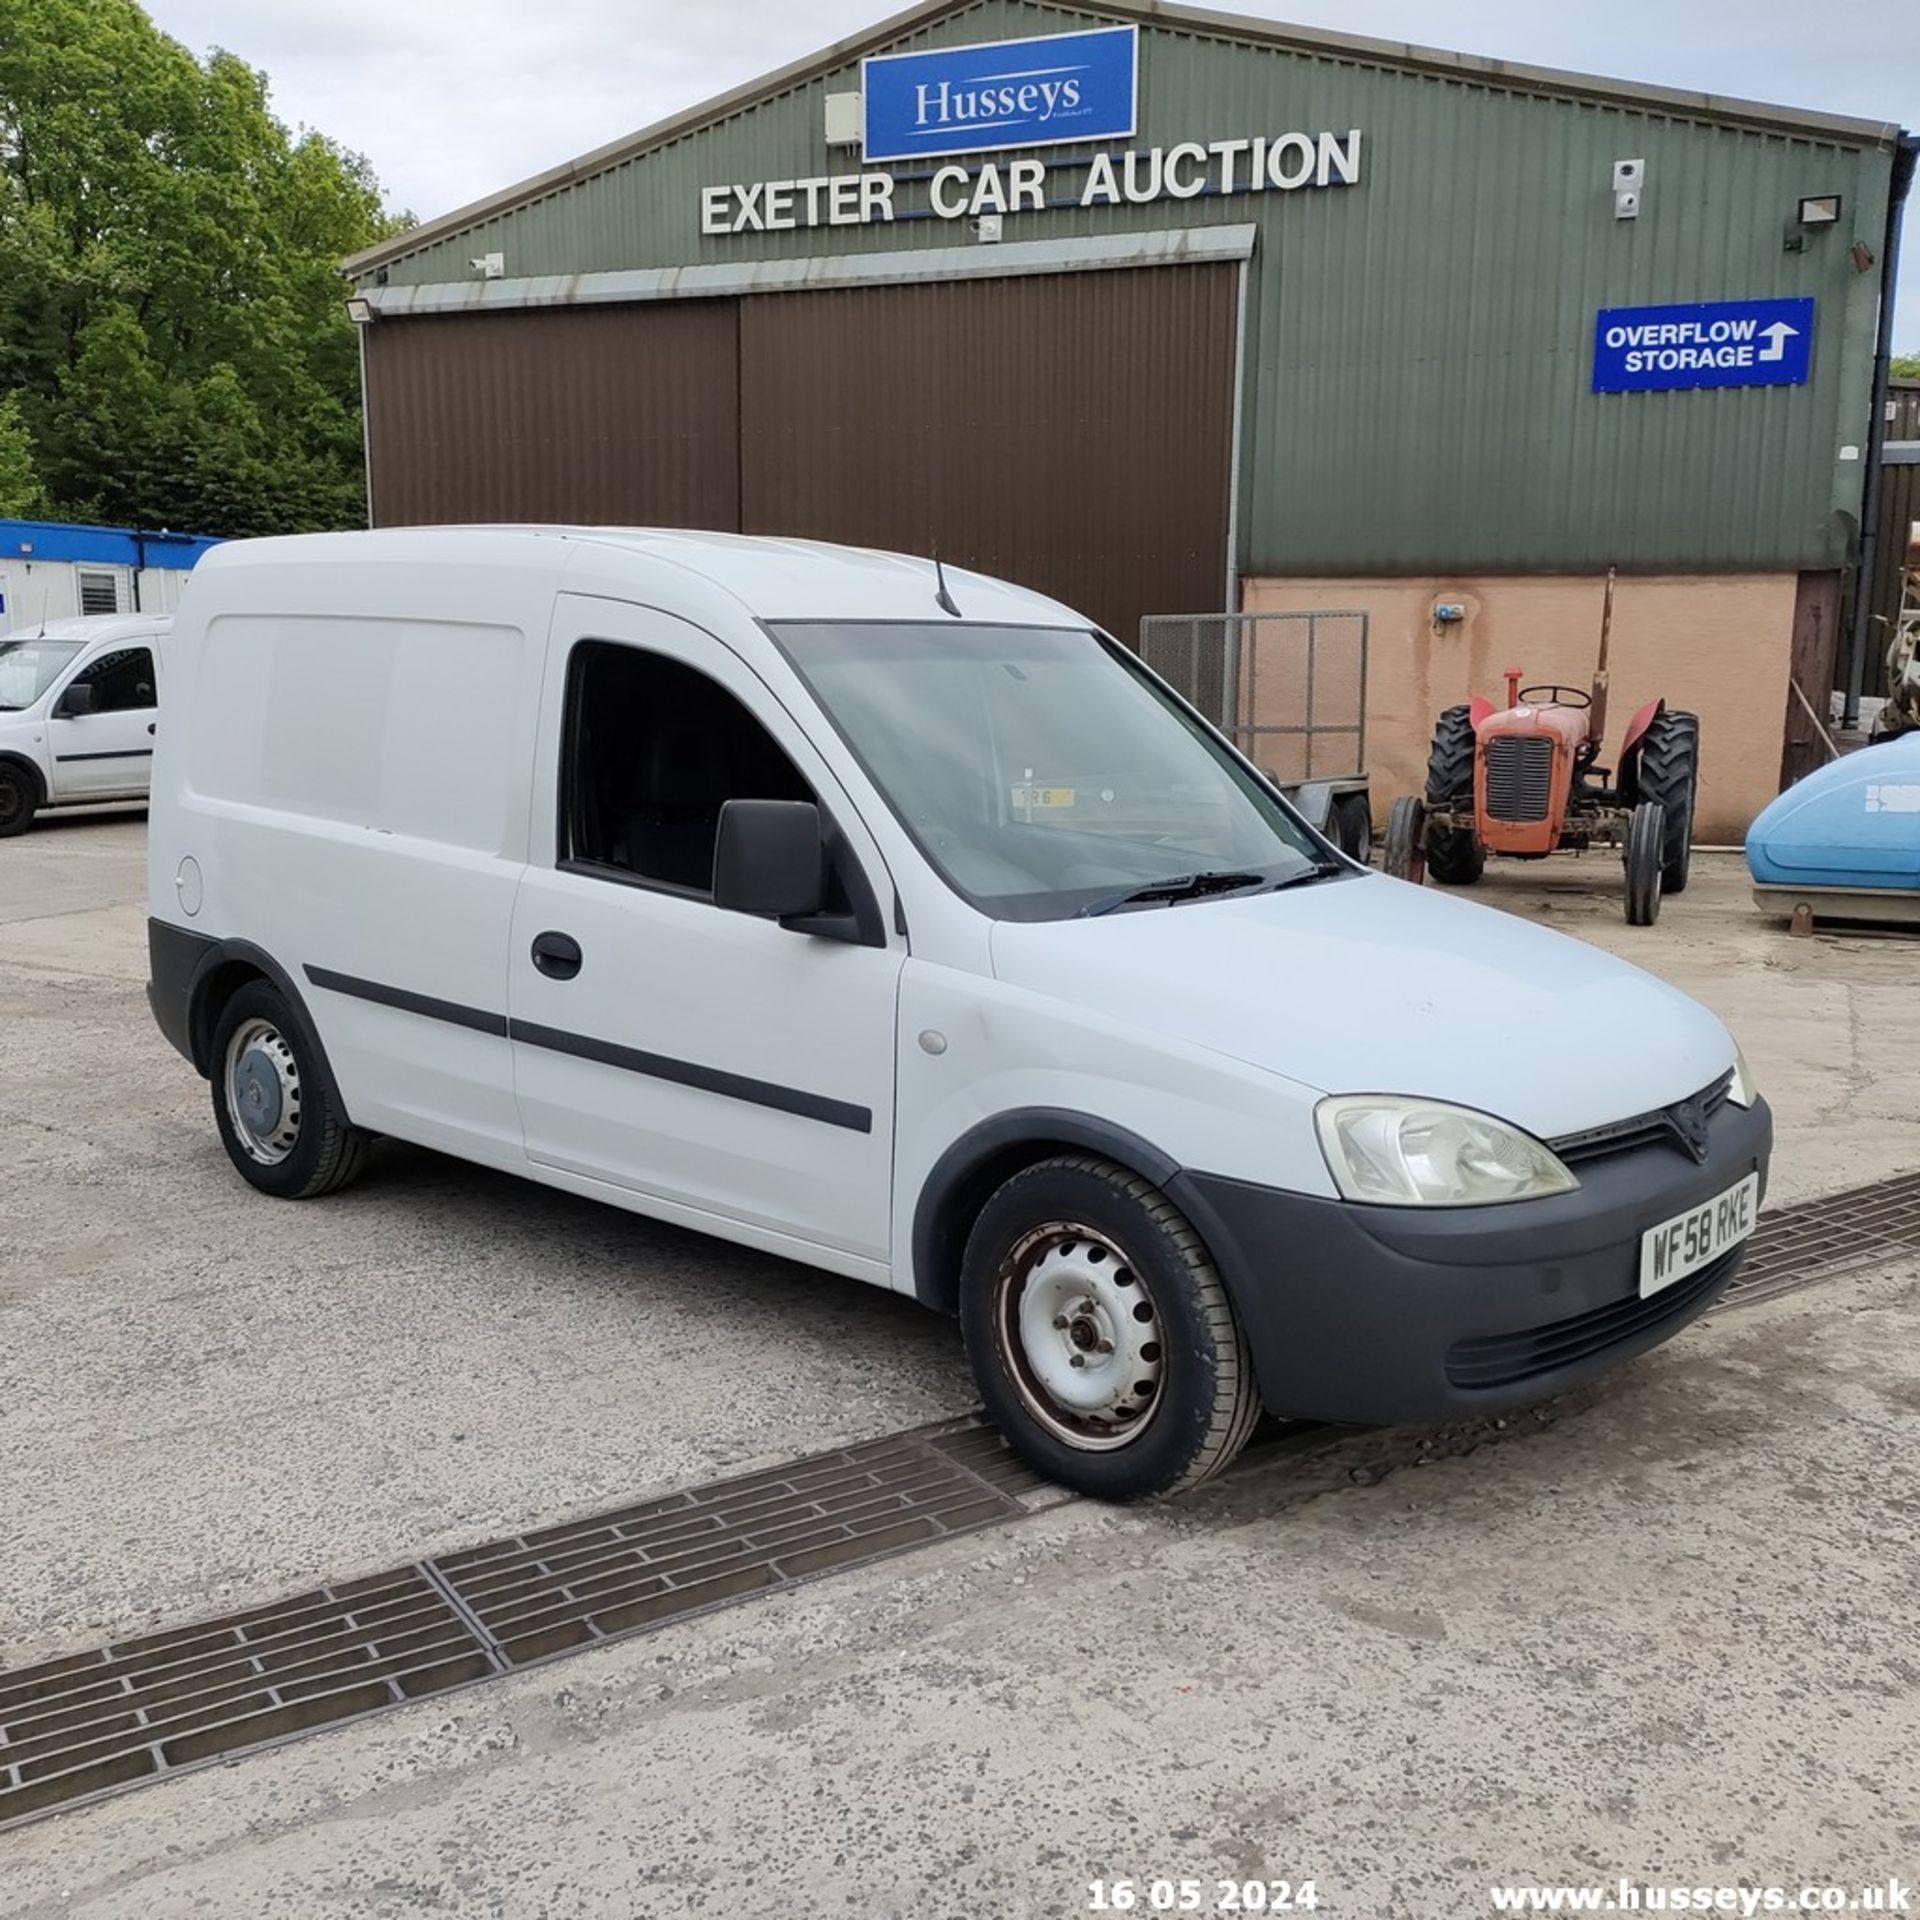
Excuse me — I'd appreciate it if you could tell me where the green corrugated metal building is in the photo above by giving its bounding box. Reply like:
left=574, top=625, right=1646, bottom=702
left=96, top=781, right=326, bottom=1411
left=344, top=0, right=1914, bottom=836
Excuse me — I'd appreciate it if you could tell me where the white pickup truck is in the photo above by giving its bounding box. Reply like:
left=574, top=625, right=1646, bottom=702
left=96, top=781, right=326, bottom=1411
left=0, top=613, right=170, bottom=834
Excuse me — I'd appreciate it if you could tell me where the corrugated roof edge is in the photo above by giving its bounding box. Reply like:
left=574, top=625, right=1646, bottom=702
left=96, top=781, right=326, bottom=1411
left=342, top=0, right=1904, bottom=279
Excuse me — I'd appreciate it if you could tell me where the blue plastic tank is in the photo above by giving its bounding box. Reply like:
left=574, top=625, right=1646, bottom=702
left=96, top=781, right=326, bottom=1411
left=1746, top=731, right=1920, bottom=890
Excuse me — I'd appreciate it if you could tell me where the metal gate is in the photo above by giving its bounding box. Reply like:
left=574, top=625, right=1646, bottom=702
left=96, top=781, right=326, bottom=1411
left=1138, top=611, right=1370, bottom=785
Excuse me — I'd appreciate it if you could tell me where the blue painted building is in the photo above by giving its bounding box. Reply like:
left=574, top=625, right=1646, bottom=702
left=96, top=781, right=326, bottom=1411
left=0, top=519, right=222, bottom=634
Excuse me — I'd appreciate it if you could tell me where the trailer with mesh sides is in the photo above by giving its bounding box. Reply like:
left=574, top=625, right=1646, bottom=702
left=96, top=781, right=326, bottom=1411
left=1138, top=610, right=1373, bottom=863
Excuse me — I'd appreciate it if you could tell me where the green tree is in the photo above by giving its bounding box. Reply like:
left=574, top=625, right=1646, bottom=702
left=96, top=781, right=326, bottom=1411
left=0, top=0, right=404, bottom=535
left=0, top=392, right=47, bottom=514
left=1892, top=353, right=1920, bottom=382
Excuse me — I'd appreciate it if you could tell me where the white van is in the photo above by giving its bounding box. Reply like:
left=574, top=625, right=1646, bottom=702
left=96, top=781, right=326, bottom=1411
left=147, top=530, right=1771, bottom=1498
left=0, top=613, right=169, bottom=833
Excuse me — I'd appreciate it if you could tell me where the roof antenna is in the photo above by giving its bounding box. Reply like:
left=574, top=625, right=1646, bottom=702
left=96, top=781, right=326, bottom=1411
left=931, top=544, right=962, bottom=620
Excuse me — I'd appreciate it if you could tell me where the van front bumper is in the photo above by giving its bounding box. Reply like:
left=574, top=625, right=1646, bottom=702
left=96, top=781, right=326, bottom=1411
left=1167, top=1095, right=1772, bottom=1426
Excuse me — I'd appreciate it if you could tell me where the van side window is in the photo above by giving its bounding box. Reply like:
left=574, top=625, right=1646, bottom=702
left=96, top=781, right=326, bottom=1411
left=561, top=641, right=816, bottom=896
left=70, top=647, right=157, bottom=713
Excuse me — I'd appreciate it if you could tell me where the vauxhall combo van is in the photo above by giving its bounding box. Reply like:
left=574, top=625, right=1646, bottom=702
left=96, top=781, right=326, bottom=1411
left=147, top=529, right=1772, bottom=1499
left=0, top=613, right=170, bottom=833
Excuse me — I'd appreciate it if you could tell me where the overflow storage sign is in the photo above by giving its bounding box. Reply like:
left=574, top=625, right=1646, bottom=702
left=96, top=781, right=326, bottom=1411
left=1593, top=297, right=1815, bottom=393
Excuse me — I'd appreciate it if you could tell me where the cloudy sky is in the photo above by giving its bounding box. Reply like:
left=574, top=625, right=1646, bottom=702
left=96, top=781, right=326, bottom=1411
left=149, top=0, right=1918, bottom=348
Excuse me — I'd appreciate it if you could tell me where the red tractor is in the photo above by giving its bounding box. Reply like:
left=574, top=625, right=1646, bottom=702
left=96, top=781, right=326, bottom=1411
left=1381, top=575, right=1699, bottom=925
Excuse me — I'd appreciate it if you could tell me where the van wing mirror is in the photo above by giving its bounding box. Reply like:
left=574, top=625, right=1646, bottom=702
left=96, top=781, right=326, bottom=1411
left=55, top=682, right=95, bottom=718
left=713, top=799, right=827, bottom=922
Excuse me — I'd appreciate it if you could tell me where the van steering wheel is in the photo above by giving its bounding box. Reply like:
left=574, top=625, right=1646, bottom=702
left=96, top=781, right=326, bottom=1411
left=1517, top=685, right=1591, bottom=709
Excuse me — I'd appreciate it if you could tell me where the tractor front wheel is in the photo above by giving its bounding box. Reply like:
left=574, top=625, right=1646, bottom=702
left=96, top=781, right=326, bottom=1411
left=1624, top=800, right=1665, bottom=926
left=1423, top=704, right=1485, bottom=886
left=1383, top=795, right=1427, bottom=884
left=1633, top=710, right=1700, bottom=894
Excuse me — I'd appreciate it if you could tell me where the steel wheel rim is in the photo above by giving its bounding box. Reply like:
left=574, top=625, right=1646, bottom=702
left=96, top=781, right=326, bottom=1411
left=994, top=1221, right=1165, bottom=1451
left=0, top=775, right=23, bottom=828
left=223, top=1017, right=303, bottom=1165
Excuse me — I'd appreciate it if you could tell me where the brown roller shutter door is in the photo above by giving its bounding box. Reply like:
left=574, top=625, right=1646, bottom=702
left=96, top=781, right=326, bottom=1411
left=360, top=263, right=1239, bottom=639
left=739, top=263, right=1239, bottom=640
left=364, top=304, right=741, bottom=530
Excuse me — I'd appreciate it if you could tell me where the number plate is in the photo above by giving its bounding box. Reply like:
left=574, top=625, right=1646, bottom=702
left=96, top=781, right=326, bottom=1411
left=1638, top=1172, right=1759, bottom=1299
left=1010, top=785, right=1075, bottom=808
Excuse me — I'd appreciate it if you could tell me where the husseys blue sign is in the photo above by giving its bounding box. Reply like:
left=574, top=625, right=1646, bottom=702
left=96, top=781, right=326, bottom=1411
left=1592, top=296, right=1816, bottom=393
left=863, top=25, right=1138, bottom=164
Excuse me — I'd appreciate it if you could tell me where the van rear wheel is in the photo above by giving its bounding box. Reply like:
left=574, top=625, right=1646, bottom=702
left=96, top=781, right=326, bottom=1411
left=960, top=1155, right=1260, bottom=1500
left=210, top=982, right=371, bottom=1199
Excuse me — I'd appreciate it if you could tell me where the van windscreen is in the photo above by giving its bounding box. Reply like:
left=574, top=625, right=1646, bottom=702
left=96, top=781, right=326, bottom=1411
left=0, top=640, right=82, bottom=710
left=770, top=622, right=1334, bottom=923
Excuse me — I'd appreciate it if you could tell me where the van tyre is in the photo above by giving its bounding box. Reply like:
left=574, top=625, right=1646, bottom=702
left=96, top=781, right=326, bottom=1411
left=1623, top=800, right=1665, bottom=927
left=210, top=982, right=371, bottom=1198
left=1423, top=705, right=1485, bottom=885
left=960, top=1154, right=1260, bottom=1501
left=1633, top=709, right=1699, bottom=894
left=0, top=760, right=40, bottom=836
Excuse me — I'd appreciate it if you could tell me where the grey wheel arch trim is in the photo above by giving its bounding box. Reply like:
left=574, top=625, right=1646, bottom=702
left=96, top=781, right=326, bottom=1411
left=150, top=922, right=355, bottom=1127
left=909, top=1109, right=1183, bottom=1314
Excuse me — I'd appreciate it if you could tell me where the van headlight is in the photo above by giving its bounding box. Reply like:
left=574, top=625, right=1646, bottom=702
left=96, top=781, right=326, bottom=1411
left=1727, top=1045, right=1758, bottom=1110
left=1314, top=1096, right=1579, bottom=1207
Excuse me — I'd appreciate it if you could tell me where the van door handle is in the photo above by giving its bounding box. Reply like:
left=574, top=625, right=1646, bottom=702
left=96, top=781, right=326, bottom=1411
left=530, top=931, right=583, bottom=981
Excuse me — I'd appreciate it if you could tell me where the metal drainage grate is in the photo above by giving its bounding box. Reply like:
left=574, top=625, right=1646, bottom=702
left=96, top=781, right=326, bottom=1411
left=0, top=1422, right=1039, bottom=1833
left=0, top=1567, right=490, bottom=1829
left=434, top=1424, right=1041, bottom=1670
left=1719, top=1169, right=1920, bottom=1309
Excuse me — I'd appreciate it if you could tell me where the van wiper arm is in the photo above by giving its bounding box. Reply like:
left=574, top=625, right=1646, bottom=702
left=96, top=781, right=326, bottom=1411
left=1077, top=869, right=1270, bottom=918
left=1266, top=857, right=1348, bottom=891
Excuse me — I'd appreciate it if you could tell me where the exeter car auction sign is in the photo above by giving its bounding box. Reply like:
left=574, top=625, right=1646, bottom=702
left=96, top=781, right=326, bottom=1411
left=698, top=132, right=1362, bottom=235
left=862, top=24, right=1139, bottom=162
left=1592, top=296, right=1815, bottom=393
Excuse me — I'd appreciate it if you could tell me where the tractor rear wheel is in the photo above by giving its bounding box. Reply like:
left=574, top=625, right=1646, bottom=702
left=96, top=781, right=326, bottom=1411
left=1634, top=710, right=1700, bottom=894
left=1624, top=800, right=1665, bottom=926
left=1383, top=795, right=1426, bottom=884
left=1423, top=704, right=1485, bottom=886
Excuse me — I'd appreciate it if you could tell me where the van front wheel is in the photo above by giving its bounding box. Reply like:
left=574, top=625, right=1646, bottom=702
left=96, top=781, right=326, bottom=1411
left=960, top=1155, right=1260, bottom=1500
left=0, top=761, right=40, bottom=836
left=210, top=982, right=371, bottom=1199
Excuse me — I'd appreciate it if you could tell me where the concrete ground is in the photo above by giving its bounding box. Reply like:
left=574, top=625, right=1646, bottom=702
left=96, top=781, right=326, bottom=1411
left=2, top=816, right=1917, bottom=1918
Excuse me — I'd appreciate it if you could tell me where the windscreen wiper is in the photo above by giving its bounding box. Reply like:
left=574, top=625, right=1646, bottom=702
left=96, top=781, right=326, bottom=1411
left=1266, top=857, right=1348, bottom=892
left=1077, top=869, right=1270, bottom=918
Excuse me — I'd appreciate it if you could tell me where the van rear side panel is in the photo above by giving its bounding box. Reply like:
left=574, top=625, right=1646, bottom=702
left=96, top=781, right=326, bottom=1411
left=152, top=541, right=557, bottom=1162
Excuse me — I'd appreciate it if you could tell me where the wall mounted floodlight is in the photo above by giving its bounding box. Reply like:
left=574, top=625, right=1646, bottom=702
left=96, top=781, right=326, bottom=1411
left=1612, top=157, right=1644, bottom=220
left=345, top=296, right=375, bottom=325
left=1798, top=194, right=1842, bottom=226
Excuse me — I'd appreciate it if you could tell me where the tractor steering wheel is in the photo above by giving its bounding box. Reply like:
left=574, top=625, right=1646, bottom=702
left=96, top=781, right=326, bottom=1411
left=1517, top=684, right=1591, bottom=709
